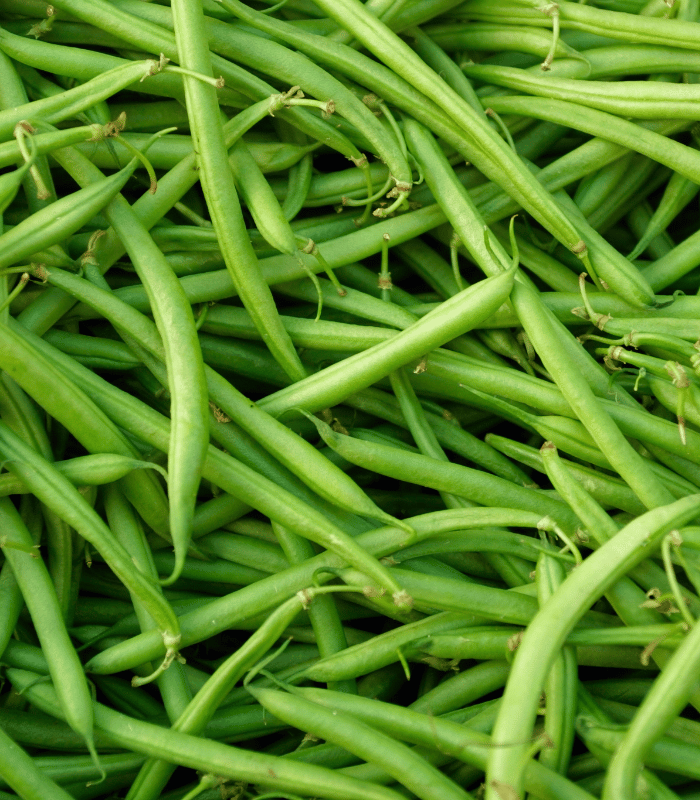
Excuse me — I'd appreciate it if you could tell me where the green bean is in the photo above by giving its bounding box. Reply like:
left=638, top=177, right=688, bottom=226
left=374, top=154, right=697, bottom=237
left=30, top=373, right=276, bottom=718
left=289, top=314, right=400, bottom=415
left=0, top=319, right=170, bottom=536
left=0, top=751, right=145, bottom=793
left=388, top=366, right=534, bottom=585
left=344, top=385, right=532, bottom=485
left=48, top=145, right=210, bottom=588
left=0, top=454, right=165, bottom=496
left=259, top=261, right=517, bottom=417
left=38, top=266, right=413, bottom=534
left=9, top=668, right=408, bottom=800
left=102, top=484, right=193, bottom=717
left=0, top=559, right=22, bottom=660
left=227, top=0, right=593, bottom=272
left=602, top=612, right=700, bottom=796
left=16, top=330, right=408, bottom=605
left=487, top=434, right=647, bottom=515
left=0, top=723, right=77, bottom=800
left=250, top=685, right=476, bottom=800
left=84, top=508, right=552, bottom=676
left=467, top=62, right=700, bottom=120
left=285, top=686, right=598, bottom=800
left=132, top=0, right=413, bottom=193
left=0, top=156, right=135, bottom=272
left=127, top=586, right=361, bottom=800
left=0, top=498, right=99, bottom=769
left=425, top=21, right=583, bottom=61
left=0, top=60, right=169, bottom=140
left=303, top=414, right=581, bottom=534
left=169, top=0, right=307, bottom=382
left=580, top=717, right=700, bottom=785
left=630, top=168, right=700, bottom=260
left=485, top=495, right=700, bottom=800
left=0, top=421, right=183, bottom=679
left=511, top=279, right=674, bottom=509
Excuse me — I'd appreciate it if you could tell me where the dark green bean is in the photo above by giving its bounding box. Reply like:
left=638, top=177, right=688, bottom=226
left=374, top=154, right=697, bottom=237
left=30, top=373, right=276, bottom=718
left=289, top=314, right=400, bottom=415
left=9, top=668, right=407, bottom=800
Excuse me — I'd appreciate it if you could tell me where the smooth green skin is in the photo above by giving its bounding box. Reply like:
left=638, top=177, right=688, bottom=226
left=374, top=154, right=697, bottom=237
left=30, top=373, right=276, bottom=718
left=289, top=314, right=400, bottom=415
left=8, top=319, right=408, bottom=605
left=7, top=669, right=408, bottom=800
left=280, top=126, right=313, bottom=222
left=250, top=687, right=475, bottom=800
left=44, top=0, right=363, bottom=163
left=0, top=499, right=97, bottom=767
left=486, top=94, right=697, bottom=189
left=643, top=220, right=700, bottom=291
left=271, top=521, right=355, bottom=695
left=286, top=687, right=597, bottom=800
left=0, top=157, right=134, bottom=272
left=403, top=116, right=531, bottom=285
left=485, top=495, right=700, bottom=800
left=0, top=752, right=145, bottom=793
left=574, top=153, right=634, bottom=219
left=424, top=348, right=700, bottom=465
left=475, top=390, right=696, bottom=499
left=580, top=718, right=700, bottom=785
left=227, top=0, right=588, bottom=265
left=424, top=21, right=583, bottom=59
left=229, top=138, right=298, bottom=256
left=50, top=145, right=209, bottom=589
left=258, top=263, right=517, bottom=417
left=127, top=588, right=354, bottom=800
left=0, top=560, right=22, bottom=660
left=486, top=435, right=646, bottom=515
left=409, top=660, right=511, bottom=716
left=387, top=366, right=534, bottom=584
left=0, top=724, right=75, bottom=800
left=173, top=0, right=306, bottom=382
left=536, top=552, right=577, bottom=777
left=537, top=441, right=674, bottom=632
left=82, top=508, right=555, bottom=675
left=0, top=372, right=53, bottom=460
left=630, top=167, right=700, bottom=260
left=0, top=25, right=192, bottom=103
left=420, top=623, right=683, bottom=658
left=463, top=0, right=700, bottom=50
left=512, top=280, right=674, bottom=509
left=0, top=60, right=157, bottom=140
left=467, top=62, right=700, bottom=119
left=344, top=386, right=531, bottom=486
left=603, top=614, right=700, bottom=798
left=40, top=265, right=410, bottom=534
left=0, top=322, right=170, bottom=536
left=305, top=414, right=581, bottom=535
left=102, top=484, right=193, bottom=722
left=0, top=421, right=181, bottom=655
left=121, top=0, right=413, bottom=189
left=0, top=453, right=164, bottom=496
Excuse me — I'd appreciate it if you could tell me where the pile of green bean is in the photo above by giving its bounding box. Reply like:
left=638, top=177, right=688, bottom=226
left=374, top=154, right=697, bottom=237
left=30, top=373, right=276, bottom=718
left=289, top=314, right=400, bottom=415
left=3, top=0, right=700, bottom=798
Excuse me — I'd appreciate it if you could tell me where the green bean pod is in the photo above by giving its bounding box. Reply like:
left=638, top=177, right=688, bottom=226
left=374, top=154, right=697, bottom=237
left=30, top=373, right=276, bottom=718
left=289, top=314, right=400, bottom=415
left=249, top=685, right=475, bottom=800
left=127, top=586, right=359, bottom=800
left=0, top=498, right=98, bottom=770
left=7, top=668, right=409, bottom=800
left=303, top=414, right=581, bottom=535
left=285, top=686, right=598, bottom=800
left=36, top=265, right=414, bottom=533
left=0, top=421, right=182, bottom=675
left=485, top=494, right=700, bottom=800
left=49, top=145, right=210, bottom=588
left=259, top=262, right=517, bottom=417
left=0, top=453, right=166, bottom=496
left=0, top=157, right=136, bottom=272
left=0, top=723, right=76, bottom=800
